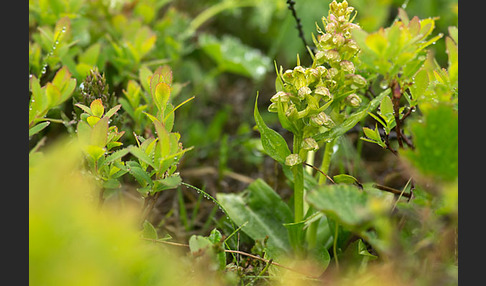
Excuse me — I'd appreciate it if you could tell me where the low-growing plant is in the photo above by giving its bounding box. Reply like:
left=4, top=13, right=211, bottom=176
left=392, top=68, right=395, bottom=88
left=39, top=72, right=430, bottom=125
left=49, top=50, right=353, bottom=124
left=29, top=0, right=458, bottom=285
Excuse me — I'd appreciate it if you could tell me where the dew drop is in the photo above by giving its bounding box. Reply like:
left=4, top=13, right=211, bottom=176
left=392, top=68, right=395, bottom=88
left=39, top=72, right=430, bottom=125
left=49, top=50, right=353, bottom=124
left=379, top=79, right=389, bottom=89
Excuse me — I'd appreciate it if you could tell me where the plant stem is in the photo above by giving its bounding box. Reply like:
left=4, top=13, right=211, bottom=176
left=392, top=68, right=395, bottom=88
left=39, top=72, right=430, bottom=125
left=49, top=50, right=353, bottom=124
left=307, top=139, right=335, bottom=249
left=292, top=165, right=304, bottom=223
left=292, top=135, right=304, bottom=223
left=319, top=139, right=335, bottom=184
left=333, top=222, right=340, bottom=270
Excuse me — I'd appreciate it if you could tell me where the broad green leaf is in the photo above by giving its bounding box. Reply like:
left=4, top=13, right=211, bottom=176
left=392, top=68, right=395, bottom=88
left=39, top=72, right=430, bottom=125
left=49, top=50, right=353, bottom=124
left=152, top=174, right=182, bottom=194
left=189, top=232, right=226, bottom=271
left=254, top=95, right=291, bottom=164
left=409, top=69, right=429, bottom=101
left=333, top=174, right=360, bottom=185
left=104, top=148, right=130, bottom=164
left=104, top=104, right=122, bottom=119
left=45, top=83, right=61, bottom=107
left=307, top=184, right=372, bottom=229
left=198, top=33, right=271, bottom=80
left=153, top=119, right=171, bottom=159
left=83, top=145, right=105, bottom=162
left=90, top=99, right=104, bottom=117
left=126, top=161, right=153, bottom=187
left=401, top=104, right=458, bottom=182
left=141, top=220, right=158, bottom=240
left=90, top=116, right=109, bottom=148
left=216, top=179, right=292, bottom=259
left=29, top=121, right=50, bottom=137
left=154, top=82, right=171, bottom=113
left=129, top=146, right=156, bottom=169
left=78, top=43, right=101, bottom=66
left=74, top=103, right=93, bottom=115
left=86, top=116, right=100, bottom=127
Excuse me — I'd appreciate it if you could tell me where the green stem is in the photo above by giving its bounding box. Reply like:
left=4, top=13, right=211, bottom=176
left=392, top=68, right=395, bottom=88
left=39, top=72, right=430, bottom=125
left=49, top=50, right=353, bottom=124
left=292, top=165, right=304, bottom=223
left=318, top=140, right=335, bottom=185
left=293, top=135, right=304, bottom=223
left=308, top=139, right=335, bottom=249
left=333, top=222, right=340, bottom=270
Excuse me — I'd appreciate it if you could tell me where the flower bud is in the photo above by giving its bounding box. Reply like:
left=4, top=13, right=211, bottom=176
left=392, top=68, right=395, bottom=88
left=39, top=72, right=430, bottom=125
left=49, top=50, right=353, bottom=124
left=298, top=86, right=312, bottom=100
left=270, top=91, right=290, bottom=103
left=310, top=112, right=334, bottom=128
left=285, top=154, right=302, bottom=166
left=306, top=68, right=320, bottom=84
left=268, top=103, right=279, bottom=113
left=340, top=60, right=355, bottom=73
left=282, top=70, right=294, bottom=83
left=326, top=22, right=337, bottom=34
left=302, top=138, right=319, bottom=151
left=292, top=66, right=307, bottom=89
left=332, top=33, right=345, bottom=47
left=285, top=104, right=298, bottom=120
left=324, top=49, right=340, bottom=63
left=315, top=66, right=327, bottom=77
left=326, top=67, right=339, bottom=79
left=346, top=93, right=362, bottom=107
left=314, top=86, right=332, bottom=101
left=351, top=74, right=367, bottom=87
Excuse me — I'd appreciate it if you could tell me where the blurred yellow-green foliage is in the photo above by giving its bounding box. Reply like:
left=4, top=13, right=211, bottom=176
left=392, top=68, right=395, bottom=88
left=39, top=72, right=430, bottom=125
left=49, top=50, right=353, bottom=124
left=29, top=137, right=226, bottom=285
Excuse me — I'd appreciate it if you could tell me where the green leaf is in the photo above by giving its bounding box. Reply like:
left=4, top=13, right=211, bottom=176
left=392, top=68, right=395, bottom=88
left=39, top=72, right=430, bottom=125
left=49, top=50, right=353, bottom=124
left=29, top=121, right=50, bottom=137
left=129, top=146, right=156, bottom=170
left=216, top=179, right=292, bottom=259
left=126, top=161, right=153, bottom=187
left=90, top=116, right=109, bottom=148
left=154, top=82, right=171, bottom=113
left=254, top=94, right=291, bottom=164
left=333, top=174, right=360, bottom=185
left=141, top=220, right=158, bottom=240
left=90, top=99, right=104, bottom=118
left=104, top=104, right=122, bottom=119
left=74, top=103, right=93, bottom=115
left=198, top=33, right=271, bottom=80
left=401, top=104, right=458, bottom=182
left=306, top=184, right=371, bottom=230
left=152, top=174, right=182, bottom=194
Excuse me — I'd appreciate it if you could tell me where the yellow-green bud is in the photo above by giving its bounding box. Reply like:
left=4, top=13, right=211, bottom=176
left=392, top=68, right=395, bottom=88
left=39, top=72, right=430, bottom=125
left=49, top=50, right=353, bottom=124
left=311, top=112, right=334, bottom=128
left=324, top=49, right=340, bottom=63
left=340, top=60, right=355, bottom=73
left=270, top=91, right=290, bottom=103
left=267, top=102, right=278, bottom=113
left=283, top=70, right=293, bottom=83
left=332, top=33, right=345, bottom=47
left=314, top=86, right=332, bottom=101
left=302, top=138, right=319, bottom=151
left=346, top=93, right=362, bottom=107
left=285, top=154, right=302, bottom=166
left=326, top=67, right=339, bottom=79
left=298, top=86, right=312, bottom=100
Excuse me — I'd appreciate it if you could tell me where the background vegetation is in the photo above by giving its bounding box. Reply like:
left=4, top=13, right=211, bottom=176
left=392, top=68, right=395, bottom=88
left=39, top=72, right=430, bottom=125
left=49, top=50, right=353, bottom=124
left=29, top=0, right=458, bottom=284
